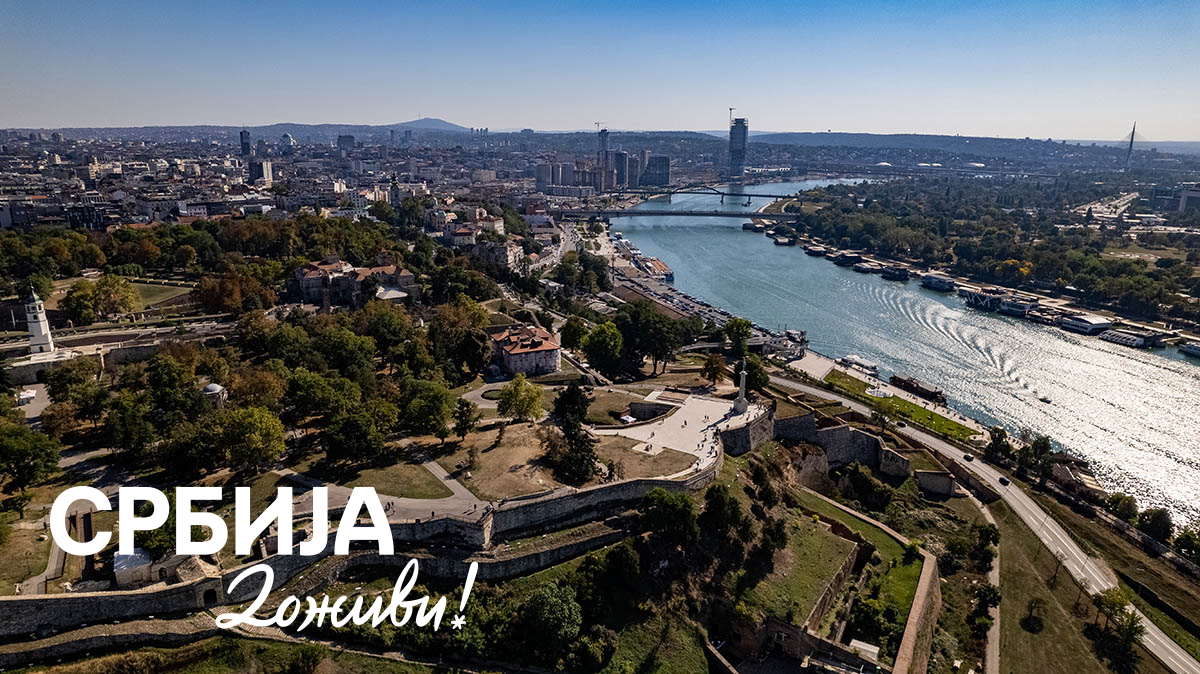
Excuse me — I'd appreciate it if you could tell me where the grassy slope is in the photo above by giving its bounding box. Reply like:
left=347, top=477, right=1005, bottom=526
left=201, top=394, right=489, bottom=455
left=993, top=500, right=1169, bottom=674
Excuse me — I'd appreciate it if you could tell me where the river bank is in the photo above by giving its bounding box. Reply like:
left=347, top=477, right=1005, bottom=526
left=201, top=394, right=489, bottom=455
left=602, top=179, right=1200, bottom=524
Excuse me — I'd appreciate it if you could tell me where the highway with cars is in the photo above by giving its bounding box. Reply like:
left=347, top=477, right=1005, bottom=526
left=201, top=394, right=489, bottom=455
left=767, top=370, right=1200, bottom=674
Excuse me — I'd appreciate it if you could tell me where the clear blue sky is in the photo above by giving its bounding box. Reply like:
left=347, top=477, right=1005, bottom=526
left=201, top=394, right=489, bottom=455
left=2, top=0, right=1197, bottom=140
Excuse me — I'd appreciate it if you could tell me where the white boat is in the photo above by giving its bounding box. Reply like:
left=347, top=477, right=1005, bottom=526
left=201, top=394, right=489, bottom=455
left=1180, top=341, right=1200, bottom=358
left=837, top=355, right=878, bottom=374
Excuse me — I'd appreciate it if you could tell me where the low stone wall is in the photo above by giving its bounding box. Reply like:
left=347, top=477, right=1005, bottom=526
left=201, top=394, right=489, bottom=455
left=804, top=542, right=859, bottom=630
left=926, top=448, right=1001, bottom=503
left=492, top=453, right=720, bottom=539
left=719, top=406, right=776, bottom=456
left=775, top=412, right=910, bottom=477
left=914, top=470, right=955, bottom=496
left=891, top=549, right=940, bottom=674
left=628, top=400, right=674, bottom=420
left=0, top=452, right=723, bottom=639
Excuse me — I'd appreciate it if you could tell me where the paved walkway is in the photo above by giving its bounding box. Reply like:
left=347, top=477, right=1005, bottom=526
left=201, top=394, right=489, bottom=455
left=593, top=393, right=767, bottom=478
left=966, top=492, right=1000, bottom=674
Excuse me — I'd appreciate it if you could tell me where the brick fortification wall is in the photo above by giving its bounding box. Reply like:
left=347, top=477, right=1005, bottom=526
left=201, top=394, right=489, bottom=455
left=0, top=451, right=725, bottom=639
left=718, top=407, right=776, bottom=456
left=775, top=413, right=911, bottom=477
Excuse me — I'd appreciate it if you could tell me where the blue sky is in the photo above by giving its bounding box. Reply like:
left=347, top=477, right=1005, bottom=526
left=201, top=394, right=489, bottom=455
left=2, top=0, right=1197, bottom=140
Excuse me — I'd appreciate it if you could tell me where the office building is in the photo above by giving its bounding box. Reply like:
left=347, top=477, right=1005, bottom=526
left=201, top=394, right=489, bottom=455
left=614, top=151, right=628, bottom=187
left=729, top=117, right=748, bottom=180
left=598, top=128, right=610, bottom=167
left=249, top=159, right=272, bottom=186
left=337, top=134, right=356, bottom=151
left=627, top=155, right=641, bottom=188
left=641, top=155, right=671, bottom=186
left=535, top=163, right=552, bottom=192
left=239, top=129, right=251, bottom=156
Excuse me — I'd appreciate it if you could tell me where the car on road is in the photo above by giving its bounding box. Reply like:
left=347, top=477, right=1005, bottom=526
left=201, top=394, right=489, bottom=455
left=964, top=453, right=975, bottom=462
left=998, top=476, right=1010, bottom=486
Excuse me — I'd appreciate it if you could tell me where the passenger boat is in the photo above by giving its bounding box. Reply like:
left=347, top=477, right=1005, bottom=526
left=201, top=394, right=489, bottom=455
left=1179, top=340, right=1200, bottom=358
left=837, top=355, right=878, bottom=374
left=920, top=273, right=957, bottom=292
left=881, top=266, right=910, bottom=281
left=804, top=245, right=827, bottom=256
left=889, top=374, right=947, bottom=405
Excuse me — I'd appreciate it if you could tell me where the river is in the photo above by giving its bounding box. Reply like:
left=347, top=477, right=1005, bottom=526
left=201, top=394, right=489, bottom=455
left=609, top=180, right=1200, bottom=524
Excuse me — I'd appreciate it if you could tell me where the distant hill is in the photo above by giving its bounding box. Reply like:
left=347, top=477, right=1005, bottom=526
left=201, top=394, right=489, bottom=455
left=23, top=118, right=474, bottom=142
left=391, top=117, right=470, bottom=132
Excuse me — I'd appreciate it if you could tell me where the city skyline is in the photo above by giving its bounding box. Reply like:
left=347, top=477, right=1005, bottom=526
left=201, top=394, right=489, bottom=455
left=2, top=0, right=1199, bottom=140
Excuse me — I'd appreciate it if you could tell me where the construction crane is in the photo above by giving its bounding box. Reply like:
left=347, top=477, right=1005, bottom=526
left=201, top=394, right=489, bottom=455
left=728, top=107, right=735, bottom=124
left=595, top=121, right=605, bottom=131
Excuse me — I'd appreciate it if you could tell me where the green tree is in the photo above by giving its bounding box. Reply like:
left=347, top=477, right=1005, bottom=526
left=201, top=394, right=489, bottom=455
left=60, top=280, right=99, bottom=325
left=581, top=322, right=623, bottom=377
left=44, top=357, right=100, bottom=404
left=984, top=426, right=1012, bottom=462
left=497, top=373, right=542, bottom=423
left=520, top=583, right=582, bottom=657
left=744, top=354, right=769, bottom=391
left=93, top=274, right=140, bottom=318
left=552, top=381, right=592, bottom=425
left=560, top=315, right=588, bottom=349
left=0, top=426, right=60, bottom=498
left=401, top=379, right=454, bottom=436
left=701, top=353, right=726, bottom=387
left=724, top=318, right=752, bottom=358
left=39, top=402, right=79, bottom=439
left=327, top=410, right=385, bottom=462
left=1137, top=507, right=1174, bottom=543
left=452, top=398, right=480, bottom=440
left=104, top=391, right=156, bottom=457
left=223, top=406, right=286, bottom=472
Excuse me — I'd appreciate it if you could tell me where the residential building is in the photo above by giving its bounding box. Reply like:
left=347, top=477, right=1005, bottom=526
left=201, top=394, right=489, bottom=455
left=490, top=324, right=560, bottom=375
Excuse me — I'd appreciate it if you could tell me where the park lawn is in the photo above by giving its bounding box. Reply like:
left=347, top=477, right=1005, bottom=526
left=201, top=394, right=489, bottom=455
left=790, top=488, right=922, bottom=624
left=0, top=511, right=53, bottom=596
left=992, top=501, right=1170, bottom=674
left=290, top=449, right=452, bottom=500
left=733, top=517, right=857, bottom=627
left=823, top=371, right=977, bottom=442
left=597, top=436, right=694, bottom=479
left=131, top=281, right=191, bottom=307
left=585, top=389, right=642, bottom=425
left=1027, top=490, right=1200, bottom=659
left=432, top=422, right=561, bottom=501
left=20, top=636, right=439, bottom=674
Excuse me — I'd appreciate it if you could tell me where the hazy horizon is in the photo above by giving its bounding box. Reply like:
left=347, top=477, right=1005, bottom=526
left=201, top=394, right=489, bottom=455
left=3, top=0, right=1198, bottom=141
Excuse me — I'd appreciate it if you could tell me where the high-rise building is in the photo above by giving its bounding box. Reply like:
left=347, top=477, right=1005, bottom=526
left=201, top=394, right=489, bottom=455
left=337, top=134, right=356, bottom=151
left=550, top=163, right=562, bottom=186
left=561, top=163, right=575, bottom=186
left=627, top=155, right=642, bottom=188
left=641, top=156, right=671, bottom=186
left=614, top=151, right=628, bottom=187
left=640, top=150, right=652, bottom=172
left=249, top=159, right=272, bottom=186
left=729, top=117, right=748, bottom=180
left=598, top=128, right=610, bottom=167
left=239, top=129, right=251, bottom=157
left=535, top=164, right=552, bottom=192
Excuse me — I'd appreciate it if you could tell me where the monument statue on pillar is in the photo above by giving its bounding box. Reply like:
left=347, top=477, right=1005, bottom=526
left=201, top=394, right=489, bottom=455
left=733, top=358, right=748, bottom=414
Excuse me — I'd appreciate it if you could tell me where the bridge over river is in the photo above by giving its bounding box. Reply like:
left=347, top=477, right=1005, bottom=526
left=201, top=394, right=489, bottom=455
left=556, top=208, right=801, bottom=222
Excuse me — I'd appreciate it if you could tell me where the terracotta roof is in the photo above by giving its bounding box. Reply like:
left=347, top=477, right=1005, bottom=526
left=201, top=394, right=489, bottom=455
left=491, top=325, right=558, bottom=355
